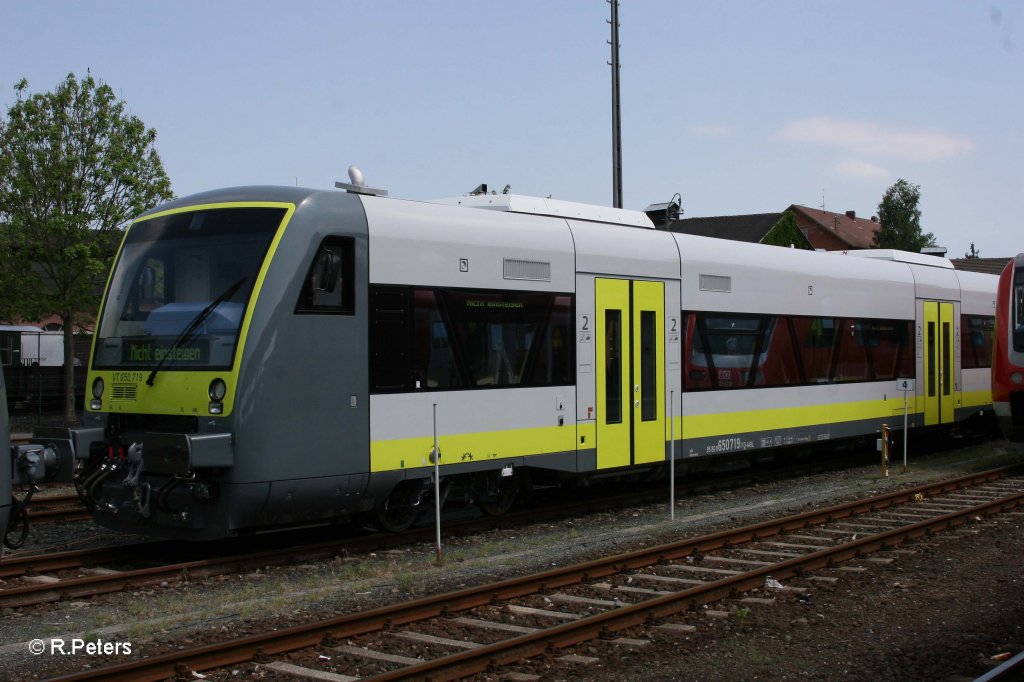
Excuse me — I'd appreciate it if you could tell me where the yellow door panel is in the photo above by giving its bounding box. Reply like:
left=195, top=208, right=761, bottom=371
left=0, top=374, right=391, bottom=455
left=596, top=278, right=631, bottom=469
left=939, top=302, right=954, bottom=424
left=632, top=280, right=665, bottom=464
left=924, top=301, right=939, bottom=426
left=923, top=300, right=955, bottom=426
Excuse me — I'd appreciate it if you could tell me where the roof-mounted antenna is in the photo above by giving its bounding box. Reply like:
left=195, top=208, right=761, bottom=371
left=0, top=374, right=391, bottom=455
left=335, top=165, right=388, bottom=197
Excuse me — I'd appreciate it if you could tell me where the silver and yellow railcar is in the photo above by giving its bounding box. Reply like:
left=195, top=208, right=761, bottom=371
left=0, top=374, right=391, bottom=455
left=67, top=185, right=998, bottom=539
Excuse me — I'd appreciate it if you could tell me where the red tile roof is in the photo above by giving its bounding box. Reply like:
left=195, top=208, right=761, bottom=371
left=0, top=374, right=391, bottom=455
left=789, top=205, right=881, bottom=249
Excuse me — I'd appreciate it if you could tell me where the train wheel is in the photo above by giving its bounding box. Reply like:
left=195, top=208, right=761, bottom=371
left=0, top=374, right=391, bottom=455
left=372, top=503, right=420, bottom=533
left=371, top=481, right=426, bottom=532
left=476, top=473, right=522, bottom=517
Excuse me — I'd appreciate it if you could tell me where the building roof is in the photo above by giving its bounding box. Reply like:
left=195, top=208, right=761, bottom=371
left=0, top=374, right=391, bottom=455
left=789, top=205, right=881, bottom=249
left=949, top=257, right=1014, bottom=275
left=666, top=213, right=783, bottom=243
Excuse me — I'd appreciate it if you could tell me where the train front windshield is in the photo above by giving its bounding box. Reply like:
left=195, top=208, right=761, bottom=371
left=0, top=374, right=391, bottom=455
left=93, top=207, right=286, bottom=371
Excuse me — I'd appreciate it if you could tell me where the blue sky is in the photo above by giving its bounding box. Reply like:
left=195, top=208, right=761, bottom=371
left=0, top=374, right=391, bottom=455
left=2, top=1, right=1021, bottom=258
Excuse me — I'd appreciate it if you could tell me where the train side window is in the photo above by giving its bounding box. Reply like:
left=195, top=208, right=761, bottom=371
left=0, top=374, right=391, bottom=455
left=296, top=238, right=354, bottom=314
left=961, top=315, right=995, bottom=369
left=369, top=286, right=411, bottom=391
left=683, top=312, right=712, bottom=390
left=758, top=316, right=802, bottom=387
left=414, top=289, right=460, bottom=389
left=795, top=317, right=836, bottom=384
left=864, top=319, right=913, bottom=380
left=833, top=318, right=870, bottom=382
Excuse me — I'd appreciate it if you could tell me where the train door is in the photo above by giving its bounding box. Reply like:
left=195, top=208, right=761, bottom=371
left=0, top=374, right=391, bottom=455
left=923, top=301, right=955, bottom=425
left=595, top=278, right=665, bottom=468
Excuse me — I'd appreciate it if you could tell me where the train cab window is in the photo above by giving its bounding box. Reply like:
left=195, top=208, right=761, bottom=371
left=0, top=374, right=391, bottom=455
left=296, top=238, right=355, bottom=314
left=93, top=206, right=285, bottom=371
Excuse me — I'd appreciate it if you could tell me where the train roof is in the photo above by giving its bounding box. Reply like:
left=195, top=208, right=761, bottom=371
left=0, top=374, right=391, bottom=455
left=430, top=193, right=654, bottom=229
left=137, top=186, right=323, bottom=218
left=841, top=248, right=955, bottom=269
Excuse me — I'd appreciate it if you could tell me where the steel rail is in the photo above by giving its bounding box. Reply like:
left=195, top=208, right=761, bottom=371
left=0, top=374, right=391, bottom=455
left=39, top=465, right=1020, bottom=682
left=2, top=460, right=822, bottom=606
left=0, top=482, right=682, bottom=606
left=0, top=543, right=158, bottom=579
left=365, top=484, right=1024, bottom=681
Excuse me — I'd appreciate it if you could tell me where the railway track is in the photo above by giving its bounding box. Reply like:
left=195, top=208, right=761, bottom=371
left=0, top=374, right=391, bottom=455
left=0, top=481, right=699, bottom=609
left=1, top=446, right=890, bottom=609
left=36, top=465, right=1024, bottom=682
left=26, top=493, right=91, bottom=525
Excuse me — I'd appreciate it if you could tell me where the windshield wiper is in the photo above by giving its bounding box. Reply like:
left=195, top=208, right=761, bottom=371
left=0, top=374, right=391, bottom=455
left=146, top=277, right=247, bottom=387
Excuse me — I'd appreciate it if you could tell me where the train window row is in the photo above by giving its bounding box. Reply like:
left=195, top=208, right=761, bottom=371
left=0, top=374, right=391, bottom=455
left=682, top=313, right=916, bottom=391
left=369, top=286, right=574, bottom=393
left=367, top=290, right=994, bottom=395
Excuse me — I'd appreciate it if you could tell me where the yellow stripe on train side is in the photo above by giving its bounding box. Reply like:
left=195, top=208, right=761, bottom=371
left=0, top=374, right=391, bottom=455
left=370, top=390, right=992, bottom=473
left=959, top=390, right=993, bottom=409
left=371, top=425, right=577, bottom=473
left=682, top=398, right=909, bottom=439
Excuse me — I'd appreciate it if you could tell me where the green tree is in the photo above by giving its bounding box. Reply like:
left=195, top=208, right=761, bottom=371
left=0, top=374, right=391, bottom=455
left=871, top=178, right=935, bottom=251
left=761, top=210, right=813, bottom=250
left=0, top=73, right=173, bottom=418
left=964, top=242, right=981, bottom=259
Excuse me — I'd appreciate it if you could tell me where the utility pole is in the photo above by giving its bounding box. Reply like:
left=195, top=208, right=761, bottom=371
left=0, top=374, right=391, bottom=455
left=608, top=0, right=622, bottom=208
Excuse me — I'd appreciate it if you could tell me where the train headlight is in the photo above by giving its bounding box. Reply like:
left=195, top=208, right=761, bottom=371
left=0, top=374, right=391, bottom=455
left=1012, top=372, right=1024, bottom=385
left=209, top=378, right=227, bottom=401
left=90, top=377, right=104, bottom=410
left=208, top=378, right=227, bottom=414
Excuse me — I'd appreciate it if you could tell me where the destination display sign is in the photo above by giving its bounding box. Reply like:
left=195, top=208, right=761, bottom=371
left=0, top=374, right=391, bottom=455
left=121, top=338, right=210, bottom=366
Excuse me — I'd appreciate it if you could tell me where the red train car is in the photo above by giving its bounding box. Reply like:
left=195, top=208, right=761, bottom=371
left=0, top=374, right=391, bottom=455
left=993, top=253, right=1024, bottom=442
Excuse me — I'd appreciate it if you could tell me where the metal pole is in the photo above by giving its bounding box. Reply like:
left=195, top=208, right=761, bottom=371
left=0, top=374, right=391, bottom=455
left=432, top=403, right=442, bottom=564
left=903, top=390, right=909, bottom=473
left=881, top=424, right=890, bottom=478
left=608, top=0, right=622, bottom=208
left=669, top=390, right=675, bottom=520
left=36, top=332, right=41, bottom=425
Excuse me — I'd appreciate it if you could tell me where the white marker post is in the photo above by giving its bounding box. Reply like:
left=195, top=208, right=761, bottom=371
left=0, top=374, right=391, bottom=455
left=896, top=378, right=915, bottom=473
left=669, top=390, right=675, bottom=520
left=432, top=403, right=442, bottom=564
